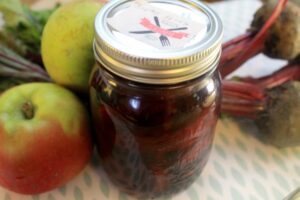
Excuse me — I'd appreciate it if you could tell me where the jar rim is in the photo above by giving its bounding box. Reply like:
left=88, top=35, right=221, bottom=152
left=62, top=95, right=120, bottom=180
left=94, top=0, right=223, bottom=84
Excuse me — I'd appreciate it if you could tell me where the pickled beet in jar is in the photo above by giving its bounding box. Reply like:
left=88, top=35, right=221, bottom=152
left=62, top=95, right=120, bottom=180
left=90, top=0, right=223, bottom=198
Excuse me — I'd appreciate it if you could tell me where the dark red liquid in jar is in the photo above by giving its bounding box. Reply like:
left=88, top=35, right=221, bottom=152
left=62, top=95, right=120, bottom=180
left=90, top=66, right=221, bottom=198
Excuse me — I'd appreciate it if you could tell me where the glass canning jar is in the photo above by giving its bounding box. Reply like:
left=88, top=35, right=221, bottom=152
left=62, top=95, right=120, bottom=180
left=90, top=0, right=223, bottom=198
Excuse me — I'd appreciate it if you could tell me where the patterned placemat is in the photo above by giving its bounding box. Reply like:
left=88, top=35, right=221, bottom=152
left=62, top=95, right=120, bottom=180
left=1, top=0, right=299, bottom=200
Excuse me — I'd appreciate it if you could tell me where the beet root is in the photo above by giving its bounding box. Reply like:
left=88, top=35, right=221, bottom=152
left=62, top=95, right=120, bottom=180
left=256, top=81, right=300, bottom=147
left=252, top=1, right=300, bottom=60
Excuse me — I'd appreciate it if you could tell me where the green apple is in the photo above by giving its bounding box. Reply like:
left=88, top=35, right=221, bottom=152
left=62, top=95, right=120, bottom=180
left=41, top=0, right=104, bottom=92
left=0, top=83, right=92, bottom=194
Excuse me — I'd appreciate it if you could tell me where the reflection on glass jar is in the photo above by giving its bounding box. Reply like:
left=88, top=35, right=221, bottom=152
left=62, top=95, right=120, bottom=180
left=91, top=0, right=223, bottom=198
left=90, top=68, right=221, bottom=198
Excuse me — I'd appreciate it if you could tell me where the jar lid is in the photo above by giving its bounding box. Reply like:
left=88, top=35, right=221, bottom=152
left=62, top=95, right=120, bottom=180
left=94, top=0, right=223, bottom=84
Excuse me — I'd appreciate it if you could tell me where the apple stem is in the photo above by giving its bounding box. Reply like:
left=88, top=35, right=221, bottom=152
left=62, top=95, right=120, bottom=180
left=22, top=101, right=35, bottom=119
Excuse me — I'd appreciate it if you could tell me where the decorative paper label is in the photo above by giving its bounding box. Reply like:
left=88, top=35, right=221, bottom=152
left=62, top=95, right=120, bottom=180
left=107, top=0, right=204, bottom=50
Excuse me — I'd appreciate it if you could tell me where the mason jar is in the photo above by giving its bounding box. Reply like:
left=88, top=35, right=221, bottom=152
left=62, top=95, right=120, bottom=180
left=90, top=0, right=223, bottom=198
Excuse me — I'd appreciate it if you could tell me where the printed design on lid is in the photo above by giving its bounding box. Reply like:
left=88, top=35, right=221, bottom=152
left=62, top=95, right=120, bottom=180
left=130, top=16, right=189, bottom=47
left=107, top=0, right=205, bottom=50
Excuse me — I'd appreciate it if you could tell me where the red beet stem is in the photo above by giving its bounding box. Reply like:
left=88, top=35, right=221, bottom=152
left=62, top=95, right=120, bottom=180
left=222, top=32, right=254, bottom=49
left=220, top=35, right=253, bottom=67
left=221, top=62, right=300, bottom=118
left=220, top=0, right=289, bottom=78
left=0, top=65, right=51, bottom=82
left=25, top=51, right=44, bottom=67
left=257, top=63, right=300, bottom=89
left=222, top=80, right=265, bottom=100
left=0, top=52, right=50, bottom=80
left=236, top=63, right=300, bottom=89
left=221, top=99, right=264, bottom=119
left=221, top=80, right=266, bottom=119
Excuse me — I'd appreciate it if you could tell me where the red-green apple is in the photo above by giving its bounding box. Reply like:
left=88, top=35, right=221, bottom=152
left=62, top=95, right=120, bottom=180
left=0, top=83, right=92, bottom=194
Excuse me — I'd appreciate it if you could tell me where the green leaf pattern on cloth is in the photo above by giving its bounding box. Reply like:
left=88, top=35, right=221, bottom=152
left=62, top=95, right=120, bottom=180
left=74, top=187, right=83, bottom=200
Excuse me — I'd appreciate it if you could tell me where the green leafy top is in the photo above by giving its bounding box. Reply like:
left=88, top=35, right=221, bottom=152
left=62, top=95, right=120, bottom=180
left=0, top=0, right=55, bottom=93
left=0, top=0, right=59, bottom=56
